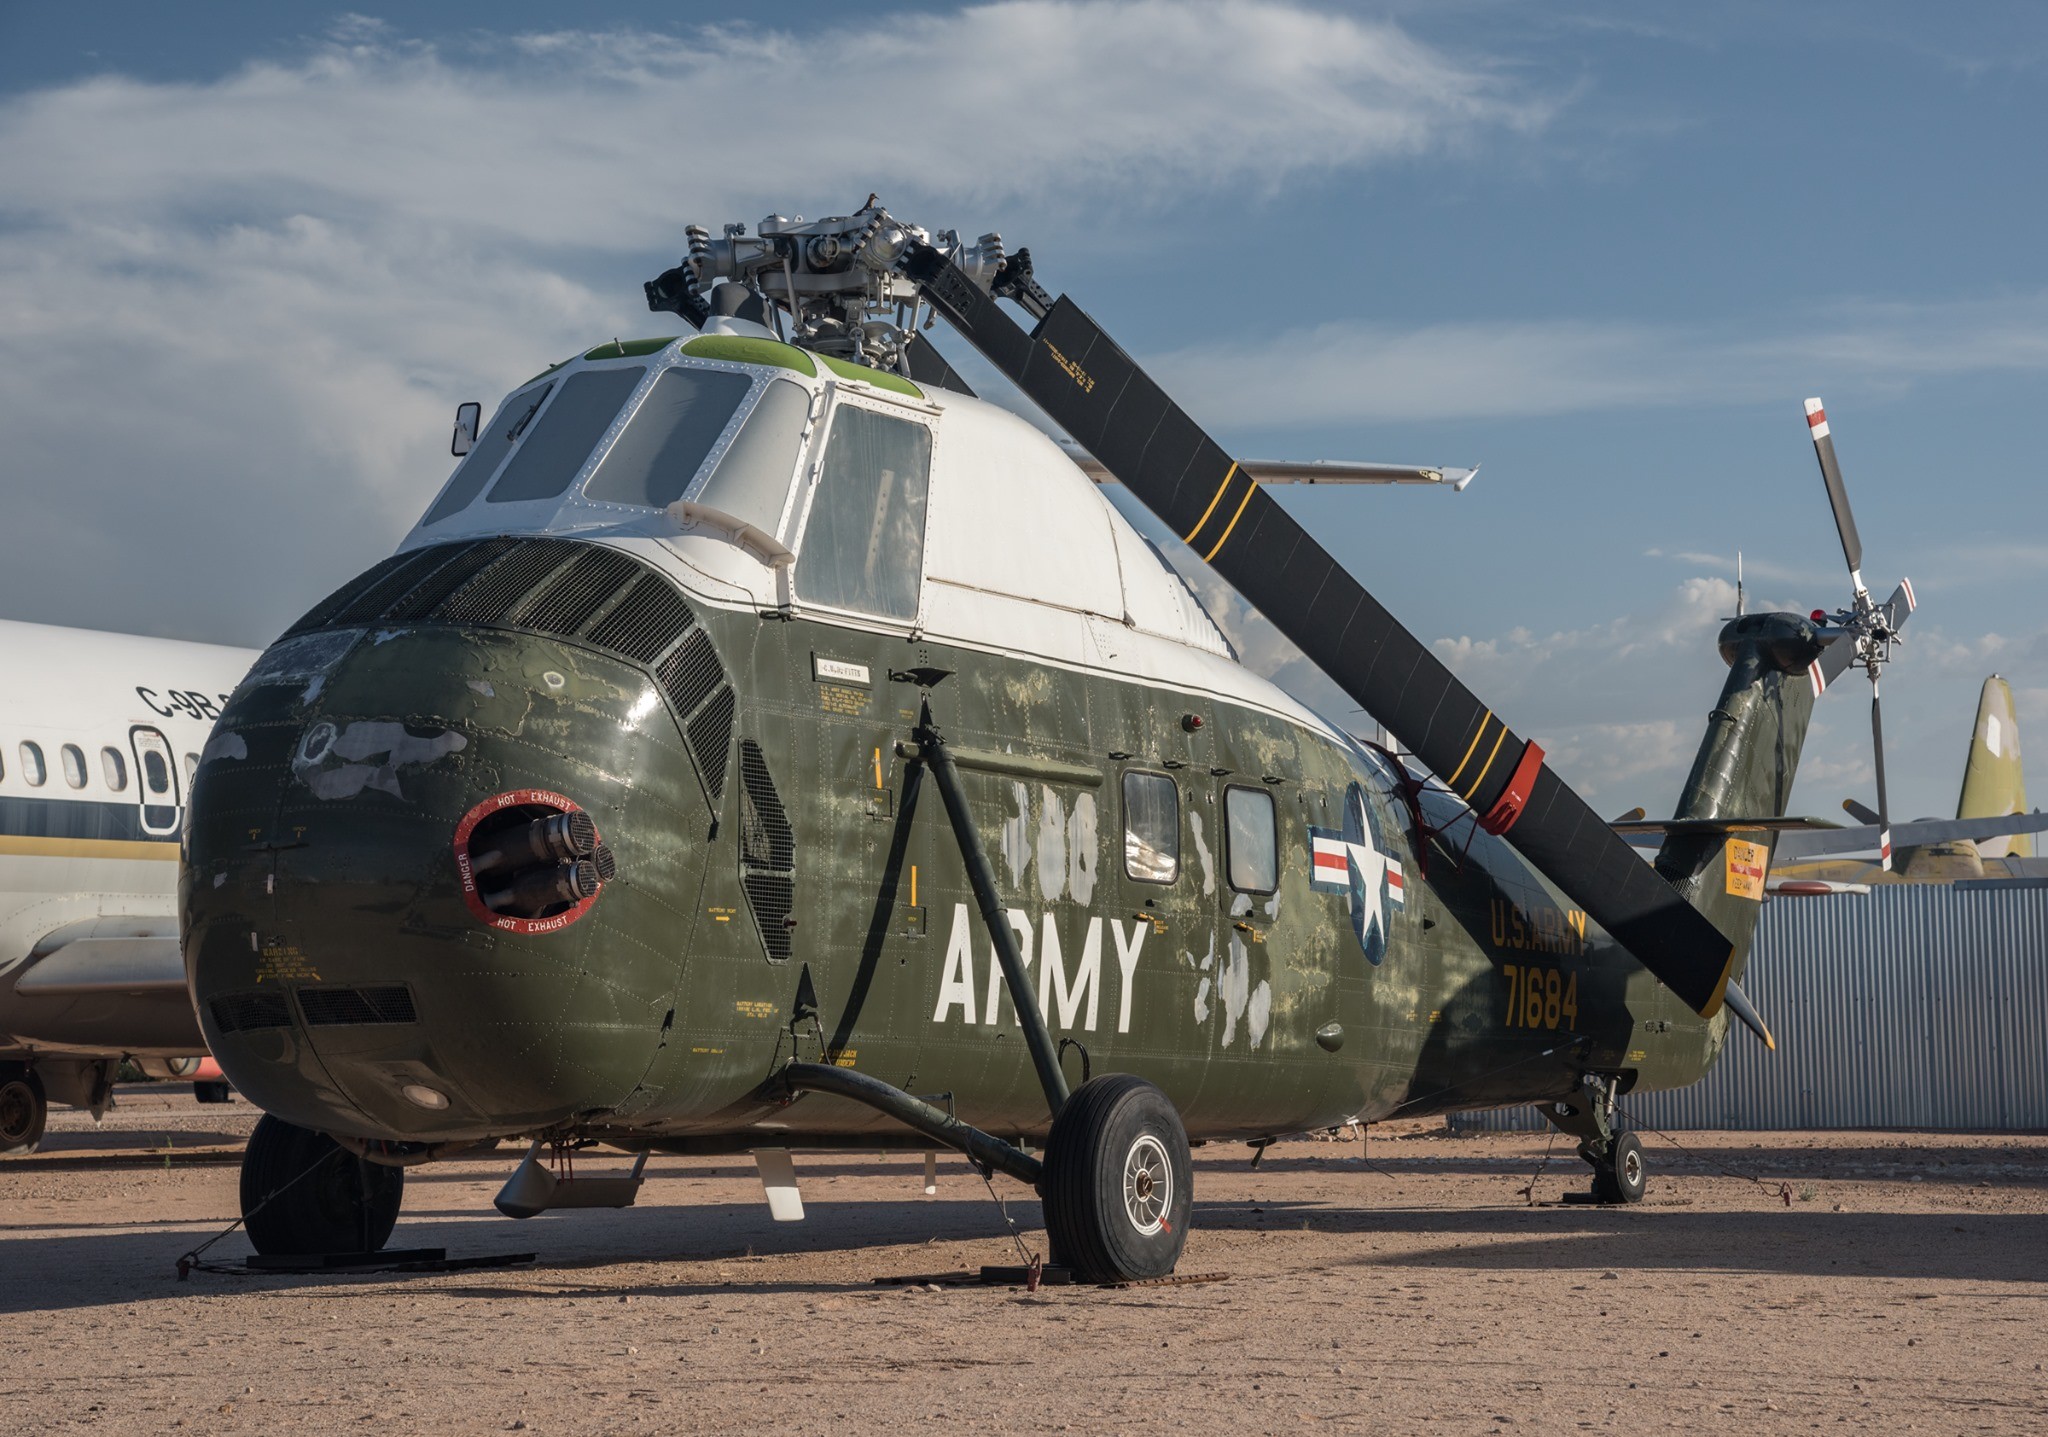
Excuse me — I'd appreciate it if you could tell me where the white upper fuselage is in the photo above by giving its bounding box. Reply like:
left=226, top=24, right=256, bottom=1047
left=399, top=332, right=1344, bottom=747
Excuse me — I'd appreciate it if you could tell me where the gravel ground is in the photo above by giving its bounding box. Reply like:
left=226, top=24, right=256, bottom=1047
left=3, top=1087, right=2045, bottom=1435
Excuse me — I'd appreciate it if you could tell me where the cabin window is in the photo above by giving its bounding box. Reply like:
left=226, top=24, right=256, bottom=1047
left=142, top=748, right=171, bottom=796
left=583, top=366, right=754, bottom=508
left=488, top=367, right=647, bottom=504
left=422, top=380, right=554, bottom=525
left=682, top=378, right=811, bottom=530
left=794, top=405, right=931, bottom=622
left=20, top=741, right=47, bottom=787
left=1123, top=771, right=1180, bottom=884
left=60, top=744, right=87, bottom=789
left=1225, top=785, right=1278, bottom=894
left=101, top=746, right=128, bottom=792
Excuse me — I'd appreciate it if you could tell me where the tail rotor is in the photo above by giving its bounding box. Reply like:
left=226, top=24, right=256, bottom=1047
left=1803, top=397, right=1917, bottom=870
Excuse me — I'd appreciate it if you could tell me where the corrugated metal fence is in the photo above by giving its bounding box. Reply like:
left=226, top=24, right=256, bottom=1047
left=1450, top=881, right=2048, bottom=1132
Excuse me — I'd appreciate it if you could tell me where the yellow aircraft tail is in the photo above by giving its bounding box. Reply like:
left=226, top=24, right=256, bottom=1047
left=1958, top=675, right=2030, bottom=858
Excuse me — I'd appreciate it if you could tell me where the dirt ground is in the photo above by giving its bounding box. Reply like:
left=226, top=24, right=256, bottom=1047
left=3, top=1088, right=2044, bottom=1435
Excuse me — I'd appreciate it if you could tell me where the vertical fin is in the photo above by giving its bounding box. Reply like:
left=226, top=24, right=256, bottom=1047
left=1959, top=676, right=2030, bottom=858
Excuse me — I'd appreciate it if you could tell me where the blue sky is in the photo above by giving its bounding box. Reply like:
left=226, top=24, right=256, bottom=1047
left=1, top=1, right=2042, bottom=822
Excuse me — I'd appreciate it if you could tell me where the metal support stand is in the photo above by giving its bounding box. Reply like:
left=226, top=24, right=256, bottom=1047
left=915, top=702, right=1070, bottom=1120
left=1538, top=1073, right=1618, bottom=1165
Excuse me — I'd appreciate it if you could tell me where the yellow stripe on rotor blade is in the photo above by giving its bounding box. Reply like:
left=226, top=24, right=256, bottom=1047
left=1183, top=462, right=1241, bottom=546
left=1445, top=713, right=1494, bottom=791
left=1202, top=478, right=1259, bottom=562
left=1460, top=725, right=1511, bottom=801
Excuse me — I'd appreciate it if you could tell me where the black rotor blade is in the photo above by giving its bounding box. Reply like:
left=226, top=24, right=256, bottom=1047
left=1871, top=680, right=1893, bottom=872
left=1804, top=397, right=1865, bottom=584
left=903, top=244, right=1737, bottom=1016
left=902, top=332, right=977, bottom=397
left=1842, top=797, right=1882, bottom=826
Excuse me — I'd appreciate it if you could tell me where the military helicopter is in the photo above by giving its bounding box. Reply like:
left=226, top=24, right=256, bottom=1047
left=182, top=204, right=1913, bottom=1282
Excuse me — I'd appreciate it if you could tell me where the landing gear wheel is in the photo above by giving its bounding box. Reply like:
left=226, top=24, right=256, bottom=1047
left=1591, top=1130, right=1646, bottom=1204
left=239, top=1114, right=404, bottom=1255
left=0, top=1066, right=46, bottom=1154
left=1041, top=1074, right=1193, bottom=1284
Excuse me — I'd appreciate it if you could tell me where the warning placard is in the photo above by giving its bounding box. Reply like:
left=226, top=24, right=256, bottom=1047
left=1725, top=837, right=1768, bottom=900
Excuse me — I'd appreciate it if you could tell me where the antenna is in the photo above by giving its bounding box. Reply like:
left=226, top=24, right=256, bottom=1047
left=1736, top=551, right=1745, bottom=618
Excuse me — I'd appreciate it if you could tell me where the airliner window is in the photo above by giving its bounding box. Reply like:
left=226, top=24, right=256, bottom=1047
left=1123, top=771, right=1180, bottom=884
left=489, top=367, right=647, bottom=504
left=422, top=381, right=552, bottom=525
left=1225, top=786, right=1278, bottom=894
left=794, top=406, right=931, bottom=621
left=61, top=744, right=87, bottom=789
left=101, top=747, right=128, bottom=792
left=583, top=366, right=753, bottom=508
left=686, top=378, right=811, bottom=530
left=143, top=749, right=170, bottom=795
left=20, top=741, right=46, bottom=787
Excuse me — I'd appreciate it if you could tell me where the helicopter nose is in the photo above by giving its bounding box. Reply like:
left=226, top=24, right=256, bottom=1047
left=183, top=612, right=718, bottom=1142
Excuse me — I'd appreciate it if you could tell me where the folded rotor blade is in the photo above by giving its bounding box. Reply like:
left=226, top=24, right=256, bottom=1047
left=1842, top=797, right=1882, bottom=825
left=1059, top=440, right=1475, bottom=488
left=1805, top=397, right=1864, bottom=586
left=1772, top=810, right=2048, bottom=861
left=904, top=244, right=1737, bottom=1017
left=1723, top=978, right=1776, bottom=1052
left=902, top=333, right=977, bottom=397
left=1881, top=577, right=1917, bottom=632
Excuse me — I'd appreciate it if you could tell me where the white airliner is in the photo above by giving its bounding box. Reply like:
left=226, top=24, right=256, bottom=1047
left=0, top=618, right=257, bottom=1152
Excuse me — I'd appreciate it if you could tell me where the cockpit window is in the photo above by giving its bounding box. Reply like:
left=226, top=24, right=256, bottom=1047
left=488, top=367, right=646, bottom=504
left=794, top=404, right=931, bottom=622
left=683, top=378, right=811, bottom=531
left=422, top=381, right=552, bottom=526
left=583, top=366, right=754, bottom=509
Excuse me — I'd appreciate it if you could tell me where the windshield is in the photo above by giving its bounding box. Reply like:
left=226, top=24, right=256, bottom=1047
left=488, top=367, right=647, bottom=504
left=584, top=366, right=755, bottom=509
left=422, top=381, right=553, bottom=526
left=685, top=378, right=810, bottom=531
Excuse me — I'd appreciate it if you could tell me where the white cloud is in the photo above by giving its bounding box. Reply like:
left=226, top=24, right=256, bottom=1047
left=1149, top=293, right=2048, bottom=425
left=0, top=4, right=1544, bottom=644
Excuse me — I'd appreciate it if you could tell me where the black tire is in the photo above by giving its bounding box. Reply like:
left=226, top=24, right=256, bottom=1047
left=1591, top=1130, right=1647, bottom=1204
left=0, top=1067, right=46, bottom=1154
left=1040, top=1074, right=1193, bottom=1284
left=193, top=1081, right=234, bottom=1105
left=239, top=1114, right=404, bottom=1255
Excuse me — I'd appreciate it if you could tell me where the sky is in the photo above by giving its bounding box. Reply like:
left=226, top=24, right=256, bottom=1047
left=1, top=0, right=2043, bottom=824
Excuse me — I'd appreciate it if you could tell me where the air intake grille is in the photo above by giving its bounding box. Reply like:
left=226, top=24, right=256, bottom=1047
left=210, top=990, right=292, bottom=1033
left=273, top=536, right=732, bottom=814
left=686, top=685, right=736, bottom=805
left=737, top=739, right=796, bottom=962
left=584, top=572, right=695, bottom=664
left=298, top=985, right=419, bottom=1027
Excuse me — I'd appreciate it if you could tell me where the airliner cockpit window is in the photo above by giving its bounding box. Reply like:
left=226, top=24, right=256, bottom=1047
left=488, top=367, right=647, bottom=504
left=422, top=381, right=552, bottom=526
left=794, top=405, right=931, bottom=621
left=583, top=366, right=753, bottom=508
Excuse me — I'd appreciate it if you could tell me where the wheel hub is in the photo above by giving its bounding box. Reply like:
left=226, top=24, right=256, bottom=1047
left=1122, top=1134, right=1171, bottom=1235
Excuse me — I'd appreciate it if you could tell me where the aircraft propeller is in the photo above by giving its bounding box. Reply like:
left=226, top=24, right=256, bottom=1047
left=1802, top=398, right=1917, bottom=871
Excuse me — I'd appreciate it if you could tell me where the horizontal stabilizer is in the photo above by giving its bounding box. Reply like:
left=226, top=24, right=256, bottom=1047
left=1773, top=809, right=2048, bottom=861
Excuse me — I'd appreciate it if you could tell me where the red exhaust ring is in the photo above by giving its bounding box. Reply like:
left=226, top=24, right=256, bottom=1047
left=453, top=789, right=609, bottom=935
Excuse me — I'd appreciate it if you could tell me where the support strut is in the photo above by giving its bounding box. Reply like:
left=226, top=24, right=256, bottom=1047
left=916, top=704, right=1071, bottom=1118
left=774, top=1062, right=1043, bottom=1186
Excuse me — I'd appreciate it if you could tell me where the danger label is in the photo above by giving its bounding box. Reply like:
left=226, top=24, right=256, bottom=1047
left=1725, top=838, right=1768, bottom=900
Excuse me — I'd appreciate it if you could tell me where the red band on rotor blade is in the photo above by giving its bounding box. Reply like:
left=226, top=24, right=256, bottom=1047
left=1806, top=407, right=1827, bottom=429
left=1478, top=741, right=1545, bottom=837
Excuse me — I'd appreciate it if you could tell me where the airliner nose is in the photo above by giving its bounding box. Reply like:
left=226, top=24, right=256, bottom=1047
left=181, top=538, right=733, bottom=1142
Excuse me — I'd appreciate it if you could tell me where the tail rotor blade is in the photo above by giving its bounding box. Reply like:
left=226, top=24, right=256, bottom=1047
left=1805, top=398, right=1865, bottom=588
left=1871, top=681, right=1893, bottom=871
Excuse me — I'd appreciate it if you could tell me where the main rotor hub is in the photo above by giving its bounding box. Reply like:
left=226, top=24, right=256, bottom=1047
left=664, top=203, right=1005, bottom=372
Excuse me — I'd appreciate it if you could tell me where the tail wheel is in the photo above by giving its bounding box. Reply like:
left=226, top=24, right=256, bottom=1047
left=0, top=1066, right=46, bottom=1154
left=1041, top=1074, right=1193, bottom=1283
left=239, top=1114, right=404, bottom=1255
left=1592, top=1130, right=1647, bottom=1204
